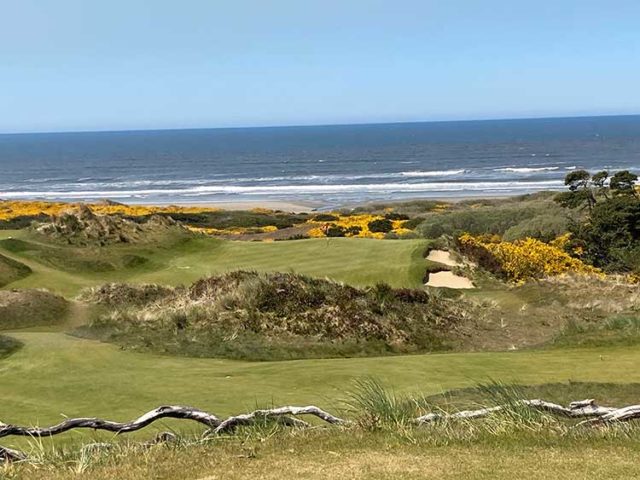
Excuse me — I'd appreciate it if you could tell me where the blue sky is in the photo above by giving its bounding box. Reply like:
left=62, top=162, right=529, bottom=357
left=2, top=0, right=639, bottom=133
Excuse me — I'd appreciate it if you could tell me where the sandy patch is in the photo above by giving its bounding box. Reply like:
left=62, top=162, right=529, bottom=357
left=426, top=271, right=475, bottom=289
left=426, top=249, right=462, bottom=267
left=146, top=200, right=319, bottom=213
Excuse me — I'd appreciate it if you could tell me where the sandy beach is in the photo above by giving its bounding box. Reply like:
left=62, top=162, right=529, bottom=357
left=119, top=199, right=321, bottom=213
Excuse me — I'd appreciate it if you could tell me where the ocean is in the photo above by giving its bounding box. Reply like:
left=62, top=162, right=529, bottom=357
left=1, top=115, right=640, bottom=208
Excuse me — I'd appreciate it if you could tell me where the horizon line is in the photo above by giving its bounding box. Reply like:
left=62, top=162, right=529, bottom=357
left=2, top=112, right=639, bottom=137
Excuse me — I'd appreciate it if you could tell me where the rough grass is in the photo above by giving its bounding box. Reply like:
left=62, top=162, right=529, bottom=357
left=417, top=193, right=569, bottom=241
left=75, top=271, right=467, bottom=360
left=0, top=230, right=430, bottom=297
left=5, top=434, right=640, bottom=480
left=4, top=380, right=640, bottom=479
left=553, top=316, right=640, bottom=349
left=0, top=253, right=31, bottom=287
left=0, top=290, right=69, bottom=331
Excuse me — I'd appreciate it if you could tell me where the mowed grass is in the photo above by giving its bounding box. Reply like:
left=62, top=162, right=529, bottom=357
left=0, top=230, right=429, bottom=297
left=2, top=331, right=640, bottom=433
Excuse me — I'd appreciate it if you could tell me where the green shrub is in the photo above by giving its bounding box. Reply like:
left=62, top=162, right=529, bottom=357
left=368, top=219, right=393, bottom=233
left=326, top=225, right=347, bottom=237
left=418, top=198, right=567, bottom=239
left=503, top=214, right=568, bottom=242
left=384, top=213, right=410, bottom=221
left=312, top=213, right=339, bottom=222
left=401, top=217, right=425, bottom=230
left=0, top=335, right=22, bottom=358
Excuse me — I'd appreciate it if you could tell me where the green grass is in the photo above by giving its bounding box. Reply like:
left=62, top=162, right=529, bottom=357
left=0, top=231, right=429, bottom=297
left=2, top=331, right=640, bottom=431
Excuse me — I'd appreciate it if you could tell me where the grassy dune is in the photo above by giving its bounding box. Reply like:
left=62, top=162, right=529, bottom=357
left=0, top=231, right=429, bottom=296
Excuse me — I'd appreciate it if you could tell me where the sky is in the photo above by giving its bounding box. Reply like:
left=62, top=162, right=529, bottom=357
left=2, top=0, right=640, bottom=133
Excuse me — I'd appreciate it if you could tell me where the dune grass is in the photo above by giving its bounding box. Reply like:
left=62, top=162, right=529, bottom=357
left=0, top=231, right=429, bottom=297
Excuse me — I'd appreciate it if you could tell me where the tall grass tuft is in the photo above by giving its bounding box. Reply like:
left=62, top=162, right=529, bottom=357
left=344, top=378, right=431, bottom=430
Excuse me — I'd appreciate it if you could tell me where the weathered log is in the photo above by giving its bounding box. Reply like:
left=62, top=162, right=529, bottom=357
left=577, top=404, right=640, bottom=427
left=0, top=405, right=220, bottom=439
left=214, top=406, right=348, bottom=434
left=0, top=445, right=27, bottom=462
left=0, top=396, right=637, bottom=460
left=415, top=399, right=617, bottom=424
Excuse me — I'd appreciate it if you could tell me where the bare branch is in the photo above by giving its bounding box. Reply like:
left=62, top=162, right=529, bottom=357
left=214, top=406, right=348, bottom=434
left=0, top=445, right=27, bottom=462
left=416, top=399, right=617, bottom=424
left=0, top=405, right=220, bottom=439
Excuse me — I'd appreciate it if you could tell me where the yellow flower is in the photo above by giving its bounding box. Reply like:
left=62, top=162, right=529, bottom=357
left=458, top=233, right=603, bottom=282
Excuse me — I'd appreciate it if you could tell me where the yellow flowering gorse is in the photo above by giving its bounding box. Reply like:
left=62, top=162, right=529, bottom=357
left=307, top=214, right=413, bottom=239
left=0, top=200, right=219, bottom=222
left=458, top=233, right=603, bottom=283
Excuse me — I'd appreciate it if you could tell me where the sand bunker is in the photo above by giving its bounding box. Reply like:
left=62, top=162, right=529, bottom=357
left=425, top=249, right=475, bottom=289
left=426, top=271, right=475, bottom=289
left=426, top=249, right=461, bottom=267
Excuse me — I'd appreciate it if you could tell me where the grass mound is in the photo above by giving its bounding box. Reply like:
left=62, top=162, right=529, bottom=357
left=79, top=283, right=176, bottom=307
left=0, top=334, right=22, bottom=358
left=0, top=252, right=32, bottom=287
left=32, top=205, right=190, bottom=246
left=76, top=271, right=468, bottom=360
left=0, top=290, right=70, bottom=330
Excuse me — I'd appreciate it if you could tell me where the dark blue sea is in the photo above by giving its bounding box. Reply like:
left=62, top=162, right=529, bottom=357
left=1, top=115, right=640, bottom=207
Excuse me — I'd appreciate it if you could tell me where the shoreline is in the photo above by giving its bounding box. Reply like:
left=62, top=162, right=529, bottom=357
left=1, top=190, right=557, bottom=213
left=146, top=199, right=321, bottom=213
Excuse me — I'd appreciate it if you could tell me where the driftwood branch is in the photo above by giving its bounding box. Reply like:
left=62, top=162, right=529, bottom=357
left=213, top=405, right=348, bottom=434
left=2, top=398, right=640, bottom=463
left=577, top=404, right=640, bottom=427
left=0, top=445, right=27, bottom=462
left=415, top=398, right=618, bottom=424
left=0, top=405, right=220, bottom=439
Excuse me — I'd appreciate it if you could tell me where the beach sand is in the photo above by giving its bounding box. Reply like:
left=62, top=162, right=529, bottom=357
left=137, top=200, right=319, bottom=213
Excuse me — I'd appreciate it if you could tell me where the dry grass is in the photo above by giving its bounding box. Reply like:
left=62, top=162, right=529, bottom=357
left=4, top=428, right=640, bottom=480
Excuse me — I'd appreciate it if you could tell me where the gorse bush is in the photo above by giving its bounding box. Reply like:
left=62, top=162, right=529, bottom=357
left=457, top=234, right=602, bottom=283
left=367, top=218, right=394, bottom=233
left=307, top=214, right=415, bottom=239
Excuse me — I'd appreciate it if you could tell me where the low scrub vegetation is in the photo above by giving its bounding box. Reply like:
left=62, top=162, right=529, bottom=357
left=76, top=271, right=469, bottom=360
left=0, top=290, right=70, bottom=330
left=417, top=193, right=568, bottom=241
